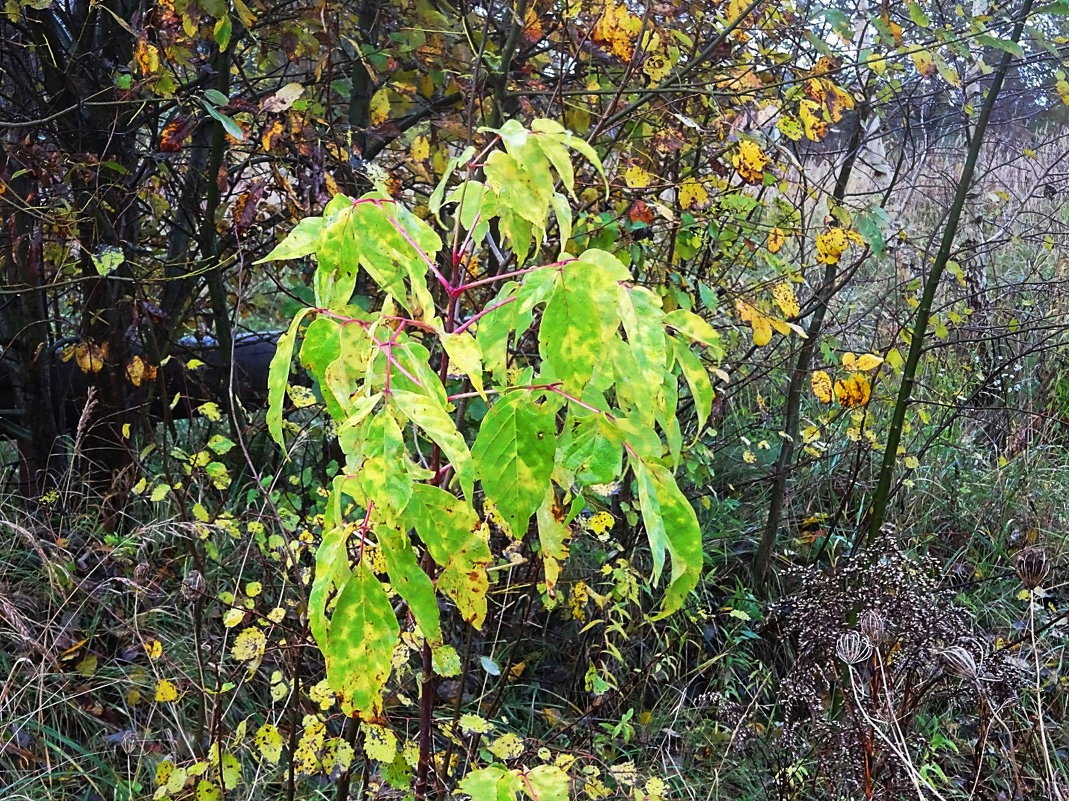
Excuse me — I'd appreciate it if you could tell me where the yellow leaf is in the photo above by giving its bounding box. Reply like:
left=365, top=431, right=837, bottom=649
left=254, top=724, right=284, bottom=764
left=488, top=732, right=525, bottom=760
left=294, top=715, right=326, bottom=777
left=855, top=353, right=884, bottom=371
left=911, top=49, right=937, bottom=79
left=811, top=371, right=833, bottom=403
left=742, top=449, right=756, bottom=464
left=286, top=384, right=316, bottom=408
left=155, top=679, right=180, bottom=703
left=815, top=227, right=850, bottom=264
left=798, top=99, right=827, bottom=141
left=76, top=655, right=98, bottom=676
left=771, top=283, right=799, bottom=317
left=363, top=723, right=398, bottom=763
left=586, top=510, right=614, bottom=535
left=369, top=89, right=391, bottom=126
left=678, top=177, right=709, bottom=210
left=231, top=627, right=266, bottom=663
left=74, top=341, right=108, bottom=374
left=751, top=315, right=772, bottom=346
left=198, top=402, right=222, bottom=422
left=903, top=455, right=920, bottom=469
left=767, top=227, right=785, bottom=253
left=592, top=1, right=643, bottom=60
left=245, top=581, right=263, bottom=598
left=623, top=164, right=652, bottom=189
left=261, top=119, right=284, bottom=152
left=732, top=140, right=770, bottom=184
left=134, top=39, right=159, bottom=75
left=410, top=134, right=430, bottom=161
left=842, top=352, right=857, bottom=371
left=834, top=373, right=871, bottom=407
left=145, top=640, right=163, bottom=660
left=222, top=609, right=245, bottom=628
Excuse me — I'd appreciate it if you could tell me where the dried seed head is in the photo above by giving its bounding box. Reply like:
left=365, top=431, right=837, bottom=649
left=858, top=610, right=887, bottom=644
left=1015, top=547, right=1051, bottom=590
left=181, top=569, right=206, bottom=600
left=938, top=645, right=978, bottom=680
left=836, top=631, right=873, bottom=665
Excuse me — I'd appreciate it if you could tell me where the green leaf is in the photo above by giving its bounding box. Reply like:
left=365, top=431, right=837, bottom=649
left=559, top=411, right=622, bottom=486
left=523, top=765, right=570, bottom=801
left=316, top=204, right=361, bottom=307
left=484, top=150, right=550, bottom=260
left=907, top=0, right=930, bottom=27
left=90, top=245, right=125, bottom=276
left=458, top=766, right=522, bottom=801
left=200, top=99, right=245, bottom=140
left=309, top=519, right=351, bottom=646
left=476, top=283, right=523, bottom=383
left=616, top=285, right=667, bottom=422
left=267, top=308, right=314, bottom=447
left=663, top=309, right=721, bottom=351
left=536, top=489, right=570, bottom=592
left=471, top=392, right=556, bottom=538
left=405, top=485, right=492, bottom=627
left=532, top=118, right=608, bottom=197
left=376, top=521, right=442, bottom=644
left=539, top=256, right=623, bottom=394
left=353, top=409, right=413, bottom=516
left=325, top=563, right=399, bottom=719
left=670, top=337, right=713, bottom=439
left=204, top=88, right=230, bottom=106
left=976, top=34, right=1024, bottom=58
left=631, top=457, right=703, bottom=619
left=257, top=217, right=325, bottom=262
left=441, top=330, right=486, bottom=400
left=213, top=14, right=232, bottom=50
left=391, top=389, right=473, bottom=500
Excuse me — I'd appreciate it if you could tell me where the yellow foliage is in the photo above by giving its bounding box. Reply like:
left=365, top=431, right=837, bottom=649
left=911, top=49, right=937, bottom=79
left=134, top=39, right=159, bottom=75
left=231, top=626, right=266, bottom=663
left=798, top=100, right=827, bottom=141
left=592, top=2, right=643, bottom=60
left=767, top=226, right=785, bottom=253
left=771, top=282, right=799, bottom=317
left=815, top=227, right=849, bottom=264
left=732, top=140, right=770, bottom=184
left=678, top=177, right=709, bottom=209
left=842, top=352, right=884, bottom=371
left=623, top=164, right=652, bottom=189
left=410, top=135, right=430, bottom=161
left=155, top=679, right=180, bottom=703
left=811, top=370, right=833, bottom=403
left=735, top=299, right=773, bottom=346
left=834, top=373, right=871, bottom=407
left=369, top=89, right=391, bottom=126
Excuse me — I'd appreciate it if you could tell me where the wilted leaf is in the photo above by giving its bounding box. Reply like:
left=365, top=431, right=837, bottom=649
left=261, top=82, right=304, bottom=113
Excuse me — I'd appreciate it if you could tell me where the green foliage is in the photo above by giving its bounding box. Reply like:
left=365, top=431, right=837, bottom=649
left=261, top=120, right=716, bottom=735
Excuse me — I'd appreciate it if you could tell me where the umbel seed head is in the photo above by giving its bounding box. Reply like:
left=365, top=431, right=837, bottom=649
left=938, top=645, right=978, bottom=681
left=836, top=631, right=873, bottom=665
left=1015, top=547, right=1051, bottom=590
left=859, top=610, right=887, bottom=644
